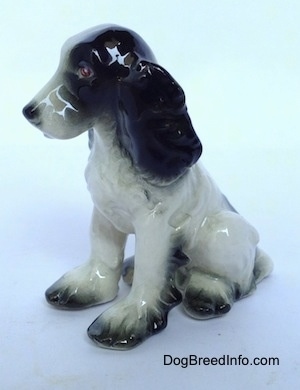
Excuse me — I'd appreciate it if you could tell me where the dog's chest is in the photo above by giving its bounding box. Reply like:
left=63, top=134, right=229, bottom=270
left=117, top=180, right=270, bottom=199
left=85, top=142, right=146, bottom=233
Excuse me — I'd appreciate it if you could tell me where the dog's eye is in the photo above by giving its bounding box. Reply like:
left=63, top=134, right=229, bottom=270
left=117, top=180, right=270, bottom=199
left=78, top=64, right=94, bottom=79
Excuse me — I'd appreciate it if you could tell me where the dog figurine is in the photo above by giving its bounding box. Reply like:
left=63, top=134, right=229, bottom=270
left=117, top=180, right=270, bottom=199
left=23, top=24, right=273, bottom=350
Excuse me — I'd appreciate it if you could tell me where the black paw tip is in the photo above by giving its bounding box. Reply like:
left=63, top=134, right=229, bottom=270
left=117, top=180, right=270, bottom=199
left=183, top=289, right=232, bottom=319
left=87, top=320, right=142, bottom=351
left=45, top=288, right=87, bottom=310
left=45, top=288, right=62, bottom=305
left=216, top=303, right=231, bottom=315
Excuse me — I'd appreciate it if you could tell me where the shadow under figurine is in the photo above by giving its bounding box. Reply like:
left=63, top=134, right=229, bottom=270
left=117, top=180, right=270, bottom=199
left=23, top=24, right=273, bottom=350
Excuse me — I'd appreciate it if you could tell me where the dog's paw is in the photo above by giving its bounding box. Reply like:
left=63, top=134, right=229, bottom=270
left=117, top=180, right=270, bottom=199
left=45, top=263, right=120, bottom=309
left=87, top=297, right=168, bottom=350
left=181, top=269, right=239, bottom=319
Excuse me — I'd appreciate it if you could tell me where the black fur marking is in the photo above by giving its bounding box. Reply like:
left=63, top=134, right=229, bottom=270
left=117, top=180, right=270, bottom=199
left=88, top=128, right=94, bottom=149
left=122, top=255, right=135, bottom=285
left=117, top=62, right=202, bottom=180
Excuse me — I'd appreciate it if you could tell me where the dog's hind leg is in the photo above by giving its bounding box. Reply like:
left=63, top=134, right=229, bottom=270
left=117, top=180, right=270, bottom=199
left=45, top=207, right=127, bottom=309
left=178, top=268, right=242, bottom=319
left=180, top=211, right=272, bottom=319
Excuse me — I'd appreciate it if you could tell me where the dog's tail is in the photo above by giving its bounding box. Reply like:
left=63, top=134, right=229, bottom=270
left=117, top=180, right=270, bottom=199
left=253, top=247, right=273, bottom=283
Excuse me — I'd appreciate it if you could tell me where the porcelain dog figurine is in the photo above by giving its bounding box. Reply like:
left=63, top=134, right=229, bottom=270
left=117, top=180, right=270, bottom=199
left=23, top=24, right=273, bottom=350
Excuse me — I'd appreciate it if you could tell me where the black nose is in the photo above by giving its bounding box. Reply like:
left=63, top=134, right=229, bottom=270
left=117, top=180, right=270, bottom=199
left=23, top=103, right=40, bottom=124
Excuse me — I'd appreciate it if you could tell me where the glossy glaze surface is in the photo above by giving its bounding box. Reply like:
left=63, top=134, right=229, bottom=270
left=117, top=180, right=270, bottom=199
left=23, top=24, right=273, bottom=350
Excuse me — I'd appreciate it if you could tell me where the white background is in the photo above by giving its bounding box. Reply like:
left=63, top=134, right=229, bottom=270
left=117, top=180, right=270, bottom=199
left=1, top=1, right=299, bottom=389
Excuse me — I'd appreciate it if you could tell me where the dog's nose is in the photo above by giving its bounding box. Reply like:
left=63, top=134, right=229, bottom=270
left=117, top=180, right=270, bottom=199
left=22, top=103, right=40, bottom=124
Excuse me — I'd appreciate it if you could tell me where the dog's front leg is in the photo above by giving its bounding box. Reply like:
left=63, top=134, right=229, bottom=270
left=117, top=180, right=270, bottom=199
left=87, top=219, right=184, bottom=350
left=45, top=207, right=127, bottom=309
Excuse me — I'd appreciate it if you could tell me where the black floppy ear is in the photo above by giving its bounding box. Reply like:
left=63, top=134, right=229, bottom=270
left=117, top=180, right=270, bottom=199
left=117, top=61, right=202, bottom=181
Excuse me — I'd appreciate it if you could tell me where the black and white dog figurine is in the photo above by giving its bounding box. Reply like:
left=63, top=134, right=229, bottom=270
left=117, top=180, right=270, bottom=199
left=23, top=24, right=272, bottom=350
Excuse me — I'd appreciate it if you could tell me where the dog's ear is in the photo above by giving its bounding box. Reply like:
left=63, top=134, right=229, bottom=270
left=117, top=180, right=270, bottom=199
left=117, top=61, right=202, bottom=181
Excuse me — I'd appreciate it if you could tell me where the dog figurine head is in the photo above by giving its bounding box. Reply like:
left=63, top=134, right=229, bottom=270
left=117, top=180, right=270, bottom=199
left=23, top=24, right=202, bottom=182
